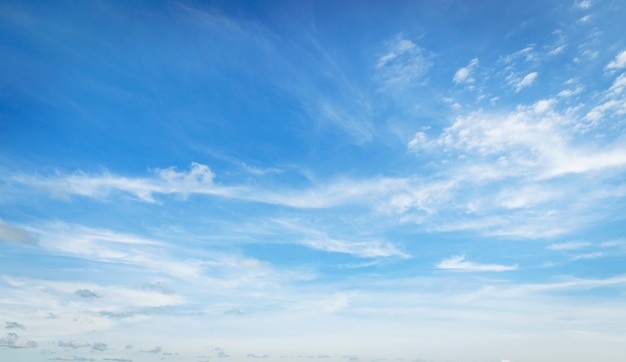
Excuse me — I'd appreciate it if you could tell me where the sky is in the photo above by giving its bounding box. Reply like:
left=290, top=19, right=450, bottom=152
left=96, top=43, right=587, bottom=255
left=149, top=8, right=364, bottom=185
left=1, top=0, right=626, bottom=361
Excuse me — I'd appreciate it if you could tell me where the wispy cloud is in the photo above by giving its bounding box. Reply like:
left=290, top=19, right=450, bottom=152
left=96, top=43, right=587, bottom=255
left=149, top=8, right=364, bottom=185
left=572, top=251, right=603, bottom=260
left=376, top=34, right=432, bottom=91
left=28, top=223, right=205, bottom=280
left=513, top=72, right=538, bottom=92
left=547, top=241, right=592, bottom=250
left=436, top=255, right=517, bottom=272
left=275, top=220, right=410, bottom=258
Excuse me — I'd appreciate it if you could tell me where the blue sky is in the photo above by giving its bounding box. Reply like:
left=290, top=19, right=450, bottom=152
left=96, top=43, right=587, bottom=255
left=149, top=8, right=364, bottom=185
left=1, top=0, right=626, bottom=361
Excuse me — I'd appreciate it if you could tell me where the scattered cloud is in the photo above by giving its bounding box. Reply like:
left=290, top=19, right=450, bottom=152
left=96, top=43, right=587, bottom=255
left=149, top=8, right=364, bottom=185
left=453, top=58, right=479, bottom=84
left=142, top=346, right=162, bottom=353
left=0, top=333, right=37, bottom=348
left=5, top=322, right=25, bottom=330
left=247, top=353, right=269, bottom=358
left=92, top=342, right=108, bottom=351
left=502, top=46, right=537, bottom=64
left=59, top=340, right=90, bottom=349
left=75, top=289, right=100, bottom=298
left=436, top=255, right=518, bottom=272
left=514, top=72, right=538, bottom=92
left=548, top=44, right=566, bottom=55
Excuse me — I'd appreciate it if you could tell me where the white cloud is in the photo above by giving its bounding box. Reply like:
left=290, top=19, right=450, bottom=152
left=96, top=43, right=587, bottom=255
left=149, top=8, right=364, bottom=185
left=547, top=241, right=591, bottom=250
left=606, top=50, right=626, bottom=70
left=584, top=73, right=626, bottom=125
left=502, top=46, right=537, bottom=64
left=453, top=58, right=479, bottom=84
left=548, top=44, right=566, bottom=55
left=576, top=0, right=592, bottom=9
left=29, top=223, right=205, bottom=280
left=376, top=35, right=432, bottom=91
left=436, top=255, right=517, bottom=272
left=438, top=100, right=626, bottom=179
left=8, top=162, right=234, bottom=203
left=514, top=72, right=538, bottom=92
left=608, top=73, right=626, bottom=95
left=572, top=251, right=603, bottom=260
left=407, top=132, right=430, bottom=151
left=275, top=220, right=409, bottom=258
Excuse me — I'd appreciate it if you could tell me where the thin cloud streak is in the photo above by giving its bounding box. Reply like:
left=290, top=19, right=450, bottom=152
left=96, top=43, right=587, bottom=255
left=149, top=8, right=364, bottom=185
left=436, top=255, right=518, bottom=272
